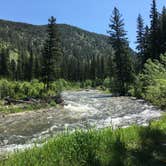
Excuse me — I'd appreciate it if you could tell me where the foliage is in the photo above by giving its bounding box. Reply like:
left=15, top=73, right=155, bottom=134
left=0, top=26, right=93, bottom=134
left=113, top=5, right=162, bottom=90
left=130, top=53, right=166, bottom=109
left=0, top=79, right=83, bottom=100
left=135, top=0, right=166, bottom=67
left=103, top=77, right=111, bottom=88
left=108, top=7, right=135, bottom=95
left=149, top=0, right=160, bottom=60
left=83, top=80, right=93, bottom=88
left=0, top=79, right=45, bottom=99
left=0, top=102, right=50, bottom=114
left=135, top=14, right=145, bottom=71
left=1, top=116, right=166, bottom=166
left=0, top=19, right=115, bottom=82
left=42, top=16, right=63, bottom=89
left=143, top=79, right=166, bottom=108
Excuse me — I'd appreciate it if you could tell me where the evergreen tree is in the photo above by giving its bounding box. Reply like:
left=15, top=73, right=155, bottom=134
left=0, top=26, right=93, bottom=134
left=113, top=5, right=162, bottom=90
left=23, top=53, right=30, bottom=80
left=149, top=0, right=160, bottom=59
left=28, top=49, right=35, bottom=81
left=90, top=54, right=96, bottom=80
left=143, top=26, right=151, bottom=63
left=108, top=7, right=134, bottom=95
left=0, top=49, right=10, bottom=78
left=136, top=14, right=145, bottom=69
left=34, top=55, right=41, bottom=79
left=160, top=6, right=166, bottom=54
left=76, top=58, right=81, bottom=81
left=42, top=16, right=63, bottom=89
left=100, top=56, right=105, bottom=80
left=16, top=55, right=24, bottom=80
left=60, top=54, right=68, bottom=80
left=10, top=59, right=17, bottom=80
left=85, top=57, right=91, bottom=80
left=96, top=55, right=101, bottom=79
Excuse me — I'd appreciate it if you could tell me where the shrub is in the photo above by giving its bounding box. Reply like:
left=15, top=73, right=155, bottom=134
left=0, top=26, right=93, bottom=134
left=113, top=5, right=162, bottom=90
left=0, top=79, right=47, bottom=99
left=84, top=80, right=93, bottom=88
left=143, top=79, right=166, bottom=108
left=0, top=79, right=15, bottom=98
left=130, top=53, right=166, bottom=109
left=103, top=77, right=110, bottom=88
left=0, top=79, right=83, bottom=100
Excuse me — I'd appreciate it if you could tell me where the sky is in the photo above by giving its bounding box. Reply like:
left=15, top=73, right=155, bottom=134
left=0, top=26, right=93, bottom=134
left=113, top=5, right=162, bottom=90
left=0, top=0, right=165, bottom=50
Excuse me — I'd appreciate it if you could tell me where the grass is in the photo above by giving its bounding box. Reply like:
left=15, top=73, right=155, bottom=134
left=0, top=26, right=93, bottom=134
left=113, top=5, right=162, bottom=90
left=0, top=101, right=57, bottom=114
left=1, top=116, right=166, bottom=166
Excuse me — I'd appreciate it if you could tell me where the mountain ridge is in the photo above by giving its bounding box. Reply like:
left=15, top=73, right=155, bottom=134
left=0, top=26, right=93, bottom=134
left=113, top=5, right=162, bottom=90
left=0, top=18, right=108, bottom=37
left=0, top=18, right=112, bottom=61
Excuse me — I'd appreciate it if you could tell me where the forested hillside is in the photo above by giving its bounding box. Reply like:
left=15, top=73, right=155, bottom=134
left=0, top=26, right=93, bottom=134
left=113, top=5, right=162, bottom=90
left=0, top=19, right=113, bottom=81
left=0, top=19, right=110, bottom=57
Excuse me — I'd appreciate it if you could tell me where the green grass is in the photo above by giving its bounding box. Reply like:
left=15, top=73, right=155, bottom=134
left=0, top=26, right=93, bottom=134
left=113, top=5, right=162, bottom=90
left=1, top=116, right=166, bottom=166
left=0, top=102, right=57, bottom=114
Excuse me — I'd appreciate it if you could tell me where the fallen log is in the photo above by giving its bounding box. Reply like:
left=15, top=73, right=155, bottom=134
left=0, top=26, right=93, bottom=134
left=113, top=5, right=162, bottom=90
left=4, top=94, right=64, bottom=106
left=4, top=97, right=39, bottom=105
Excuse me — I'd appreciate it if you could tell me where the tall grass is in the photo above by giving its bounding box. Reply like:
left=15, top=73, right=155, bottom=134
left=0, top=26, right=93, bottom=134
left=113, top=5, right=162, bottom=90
left=1, top=116, right=166, bottom=166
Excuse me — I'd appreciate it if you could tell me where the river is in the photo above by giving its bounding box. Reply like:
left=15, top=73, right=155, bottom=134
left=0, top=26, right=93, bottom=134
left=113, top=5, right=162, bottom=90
left=0, top=90, right=162, bottom=156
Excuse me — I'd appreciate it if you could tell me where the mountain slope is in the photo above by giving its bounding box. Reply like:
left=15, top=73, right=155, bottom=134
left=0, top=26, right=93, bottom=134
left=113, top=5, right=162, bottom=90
left=0, top=19, right=112, bottom=59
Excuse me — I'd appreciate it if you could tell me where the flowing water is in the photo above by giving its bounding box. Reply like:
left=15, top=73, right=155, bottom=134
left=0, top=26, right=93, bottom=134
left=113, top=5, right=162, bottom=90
left=0, top=90, right=163, bottom=156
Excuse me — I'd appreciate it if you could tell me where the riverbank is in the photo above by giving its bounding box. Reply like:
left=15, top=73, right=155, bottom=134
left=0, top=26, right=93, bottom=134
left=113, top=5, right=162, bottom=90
left=0, top=90, right=163, bottom=159
left=1, top=115, right=166, bottom=166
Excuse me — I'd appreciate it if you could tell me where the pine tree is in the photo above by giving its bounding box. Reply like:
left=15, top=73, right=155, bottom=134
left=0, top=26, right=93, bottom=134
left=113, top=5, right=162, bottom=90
left=23, top=53, right=30, bottom=80
left=0, top=49, right=10, bottom=78
left=16, top=55, right=24, bottom=80
left=100, top=56, right=105, bottom=80
left=149, top=0, right=160, bottom=59
left=143, top=26, right=151, bottom=63
left=34, top=55, right=41, bottom=79
left=96, top=55, right=101, bottom=79
left=108, top=7, right=134, bottom=95
left=28, top=49, right=35, bottom=81
left=10, top=59, right=16, bottom=80
left=42, top=16, right=63, bottom=89
left=136, top=14, right=145, bottom=69
left=60, top=54, right=68, bottom=80
left=90, top=54, right=96, bottom=80
left=160, top=6, right=166, bottom=54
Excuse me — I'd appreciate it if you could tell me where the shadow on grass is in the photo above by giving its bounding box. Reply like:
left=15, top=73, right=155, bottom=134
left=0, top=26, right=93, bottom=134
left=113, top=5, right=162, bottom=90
left=72, top=131, right=101, bottom=166
left=72, top=127, right=166, bottom=166
left=107, top=134, right=127, bottom=166
left=130, top=127, right=166, bottom=166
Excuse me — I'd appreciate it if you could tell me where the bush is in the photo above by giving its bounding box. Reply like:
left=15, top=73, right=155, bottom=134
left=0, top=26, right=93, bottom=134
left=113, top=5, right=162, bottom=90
left=0, top=79, right=83, bottom=100
left=84, top=80, right=93, bottom=88
left=0, top=79, right=15, bottom=98
left=49, top=100, right=57, bottom=107
left=130, top=53, right=166, bottom=109
left=0, top=79, right=51, bottom=99
left=143, top=79, right=166, bottom=108
left=103, top=77, right=110, bottom=88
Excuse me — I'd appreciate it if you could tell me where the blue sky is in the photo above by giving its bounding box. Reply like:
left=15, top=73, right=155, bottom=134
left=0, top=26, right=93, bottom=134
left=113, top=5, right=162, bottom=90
left=0, top=0, right=165, bottom=49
